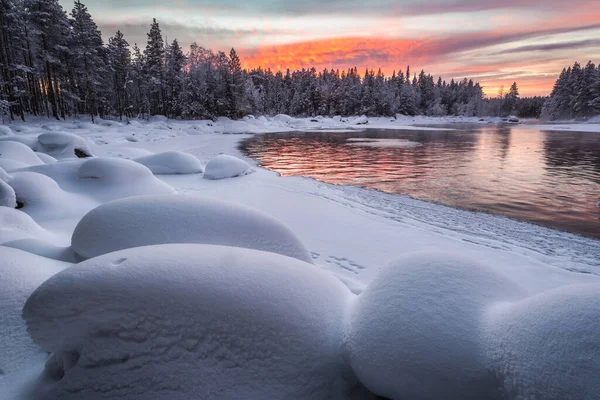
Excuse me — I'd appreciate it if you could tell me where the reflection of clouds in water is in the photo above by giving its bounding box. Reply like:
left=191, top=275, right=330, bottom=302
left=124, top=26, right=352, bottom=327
left=346, top=138, right=422, bottom=148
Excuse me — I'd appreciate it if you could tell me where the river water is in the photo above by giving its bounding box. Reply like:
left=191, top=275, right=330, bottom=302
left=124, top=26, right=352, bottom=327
left=240, top=125, right=600, bottom=239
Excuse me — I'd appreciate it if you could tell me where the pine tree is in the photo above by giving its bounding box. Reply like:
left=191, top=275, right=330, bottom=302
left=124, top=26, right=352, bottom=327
left=164, top=38, right=185, bottom=117
left=144, top=18, right=165, bottom=115
left=70, top=0, right=107, bottom=121
left=107, top=30, right=131, bottom=119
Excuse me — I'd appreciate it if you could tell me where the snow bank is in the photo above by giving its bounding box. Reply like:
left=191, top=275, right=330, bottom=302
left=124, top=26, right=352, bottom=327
left=133, top=151, right=203, bottom=174
left=203, top=154, right=254, bottom=180
left=0, top=166, right=10, bottom=181
left=77, top=157, right=175, bottom=201
left=0, top=178, right=16, bottom=208
left=0, top=247, right=68, bottom=375
left=0, top=207, right=53, bottom=244
left=486, top=283, right=600, bottom=399
left=71, top=194, right=314, bottom=264
left=344, top=252, right=526, bottom=400
left=23, top=244, right=354, bottom=399
left=0, top=141, right=44, bottom=168
left=36, top=132, right=93, bottom=159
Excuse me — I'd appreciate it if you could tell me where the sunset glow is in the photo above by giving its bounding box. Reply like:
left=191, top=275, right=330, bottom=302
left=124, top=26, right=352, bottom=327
left=62, top=0, right=600, bottom=96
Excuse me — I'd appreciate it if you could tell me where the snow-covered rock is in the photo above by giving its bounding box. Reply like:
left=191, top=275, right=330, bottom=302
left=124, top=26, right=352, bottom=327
left=77, top=157, right=175, bottom=201
left=344, top=252, right=526, bottom=400
left=0, top=140, right=44, bottom=167
left=71, top=194, right=314, bottom=264
left=0, top=178, right=16, bottom=208
left=0, top=207, right=52, bottom=244
left=0, top=247, right=69, bottom=375
left=36, top=132, right=93, bottom=159
left=273, top=114, right=293, bottom=124
left=203, top=154, right=254, bottom=180
left=485, top=283, right=600, bottom=399
left=506, top=116, right=519, bottom=123
left=23, top=244, right=354, bottom=399
left=133, top=151, right=203, bottom=174
left=354, top=116, right=369, bottom=125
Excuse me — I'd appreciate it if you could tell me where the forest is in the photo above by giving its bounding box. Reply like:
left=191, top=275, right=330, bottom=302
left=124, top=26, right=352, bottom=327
left=1, top=0, right=553, bottom=122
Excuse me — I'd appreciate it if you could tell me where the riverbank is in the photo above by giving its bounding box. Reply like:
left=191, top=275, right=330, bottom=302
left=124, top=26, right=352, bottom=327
left=1, top=115, right=599, bottom=398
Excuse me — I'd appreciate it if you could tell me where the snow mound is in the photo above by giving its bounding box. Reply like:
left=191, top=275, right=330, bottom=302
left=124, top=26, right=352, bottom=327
left=486, top=283, right=600, bottom=399
left=0, top=207, right=51, bottom=244
left=23, top=244, right=354, bottom=399
left=344, top=252, right=526, bottom=400
left=71, top=194, right=314, bottom=264
left=0, top=140, right=44, bottom=167
left=506, top=116, right=519, bottom=123
left=0, top=125, right=13, bottom=136
left=34, top=152, right=57, bottom=164
left=0, top=178, right=16, bottom=208
left=203, top=154, right=254, bottom=180
left=36, top=132, right=93, bottom=159
left=0, top=166, right=11, bottom=181
left=8, top=172, right=79, bottom=219
left=273, top=114, right=294, bottom=124
left=354, top=116, right=369, bottom=125
left=134, top=151, right=203, bottom=174
left=77, top=157, right=175, bottom=201
left=0, top=247, right=68, bottom=375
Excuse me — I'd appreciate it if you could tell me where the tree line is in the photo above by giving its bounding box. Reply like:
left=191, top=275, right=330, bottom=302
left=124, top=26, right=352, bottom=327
left=542, top=61, right=600, bottom=120
left=1, top=0, right=541, bottom=122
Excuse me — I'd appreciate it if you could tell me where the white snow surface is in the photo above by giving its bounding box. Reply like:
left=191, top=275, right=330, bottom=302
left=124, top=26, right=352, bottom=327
left=0, top=178, right=16, bottom=207
left=71, top=194, right=314, bottom=264
left=203, top=154, right=254, bottom=180
left=0, top=247, right=69, bottom=376
left=344, top=253, right=526, bottom=400
left=0, top=141, right=44, bottom=169
left=35, top=132, right=93, bottom=159
left=0, top=115, right=599, bottom=399
left=485, top=283, right=600, bottom=399
left=22, top=244, right=360, bottom=400
left=133, top=151, right=203, bottom=174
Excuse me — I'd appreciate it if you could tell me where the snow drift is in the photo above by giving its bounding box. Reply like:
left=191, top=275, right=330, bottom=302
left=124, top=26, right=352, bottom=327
left=35, top=132, right=93, bottom=159
left=70, top=194, right=314, bottom=264
left=0, top=141, right=44, bottom=170
left=0, top=178, right=16, bottom=208
left=203, top=154, right=254, bottom=180
left=0, top=247, right=69, bottom=375
left=485, top=283, right=600, bottom=399
left=133, top=151, right=203, bottom=174
left=23, top=244, right=356, bottom=399
left=344, top=252, right=526, bottom=400
left=0, top=207, right=52, bottom=244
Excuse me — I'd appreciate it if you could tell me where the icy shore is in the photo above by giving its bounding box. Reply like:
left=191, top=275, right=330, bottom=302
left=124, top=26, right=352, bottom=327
left=1, top=115, right=599, bottom=399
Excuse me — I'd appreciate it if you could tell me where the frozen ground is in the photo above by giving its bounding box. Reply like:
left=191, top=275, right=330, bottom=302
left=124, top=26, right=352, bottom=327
left=0, top=114, right=599, bottom=399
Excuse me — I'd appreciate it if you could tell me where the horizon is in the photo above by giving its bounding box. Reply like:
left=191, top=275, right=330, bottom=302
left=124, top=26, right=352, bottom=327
left=58, top=0, right=600, bottom=97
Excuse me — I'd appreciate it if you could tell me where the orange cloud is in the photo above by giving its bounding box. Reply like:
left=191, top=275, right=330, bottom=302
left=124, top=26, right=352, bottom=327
left=239, top=37, right=425, bottom=74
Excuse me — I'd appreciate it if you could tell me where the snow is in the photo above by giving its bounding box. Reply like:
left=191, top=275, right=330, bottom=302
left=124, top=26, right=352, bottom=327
left=0, top=125, right=13, bottom=136
left=35, top=132, right=93, bottom=159
left=71, top=194, right=314, bottom=264
left=22, top=244, right=358, bottom=400
left=346, top=138, right=422, bottom=148
left=485, top=283, right=600, bottom=399
left=0, top=247, right=69, bottom=376
left=0, top=116, right=599, bottom=399
left=33, top=152, right=56, bottom=164
left=133, top=151, right=203, bottom=174
left=343, top=252, right=526, bottom=400
left=0, top=166, right=11, bottom=181
left=0, top=141, right=44, bottom=169
left=203, top=154, right=254, bottom=180
left=77, top=157, right=175, bottom=201
left=0, top=178, right=16, bottom=208
left=0, top=207, right=53, bottom=244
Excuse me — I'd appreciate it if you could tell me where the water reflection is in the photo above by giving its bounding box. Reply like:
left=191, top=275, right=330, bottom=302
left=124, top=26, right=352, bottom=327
left=240, top=126, right=600, bottom=238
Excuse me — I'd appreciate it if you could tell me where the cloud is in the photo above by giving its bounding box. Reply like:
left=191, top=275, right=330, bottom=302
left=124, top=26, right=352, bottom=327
left=492, top=39, right=600, bottom=55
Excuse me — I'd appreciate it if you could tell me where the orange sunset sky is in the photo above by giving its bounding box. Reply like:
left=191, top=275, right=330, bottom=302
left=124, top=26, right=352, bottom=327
left=62, top=0, right=600, bottom=96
